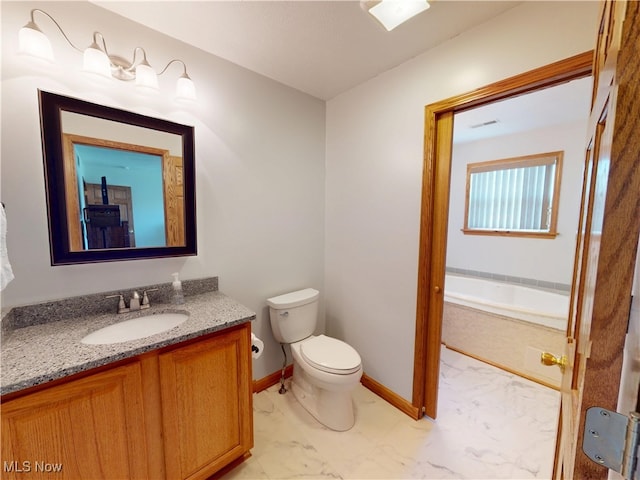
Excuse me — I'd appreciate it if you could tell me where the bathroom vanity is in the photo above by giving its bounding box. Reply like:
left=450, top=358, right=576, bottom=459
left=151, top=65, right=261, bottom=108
left=1, top=282, right=255, bottom=479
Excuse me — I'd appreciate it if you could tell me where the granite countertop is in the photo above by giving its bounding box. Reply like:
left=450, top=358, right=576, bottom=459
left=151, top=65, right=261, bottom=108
left=1, top=290, right=256, bottom=396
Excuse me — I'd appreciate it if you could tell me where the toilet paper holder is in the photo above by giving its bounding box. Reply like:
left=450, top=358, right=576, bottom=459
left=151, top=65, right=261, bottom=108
left=251, top=333, right=264, bottom=359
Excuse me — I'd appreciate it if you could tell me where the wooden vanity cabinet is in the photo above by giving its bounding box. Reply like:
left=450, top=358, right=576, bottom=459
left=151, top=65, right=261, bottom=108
left=1, top=361, right=150, bottom=479
left=1, top=323, right=253, bottom=480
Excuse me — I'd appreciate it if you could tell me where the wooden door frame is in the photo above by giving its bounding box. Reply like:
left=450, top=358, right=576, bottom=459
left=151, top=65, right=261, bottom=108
left=412, top=51, right=594, bottom=419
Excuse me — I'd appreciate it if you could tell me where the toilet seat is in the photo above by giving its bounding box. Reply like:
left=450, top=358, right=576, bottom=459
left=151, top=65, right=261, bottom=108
left=300, top=335, right=361, bottom=375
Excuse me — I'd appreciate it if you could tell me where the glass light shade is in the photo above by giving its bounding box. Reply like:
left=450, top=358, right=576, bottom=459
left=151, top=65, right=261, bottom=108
left=176, top=74, right=197, bottom=101
left=368, top=0, right=430, bottom=31
left=18, top=23, right=54, bottom=62
left=83, top=44, right=112, bottom=78
left=135, top=62, right=159, bottom=90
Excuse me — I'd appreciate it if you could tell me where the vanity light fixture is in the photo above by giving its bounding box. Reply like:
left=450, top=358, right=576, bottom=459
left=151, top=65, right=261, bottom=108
left=361, top=0, right=430, bottom=31
left=18, top=9, right=197, bottom=101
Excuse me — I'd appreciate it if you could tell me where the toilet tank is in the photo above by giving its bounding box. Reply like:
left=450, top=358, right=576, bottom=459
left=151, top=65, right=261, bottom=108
left=267, top=288, right=319, bottom=343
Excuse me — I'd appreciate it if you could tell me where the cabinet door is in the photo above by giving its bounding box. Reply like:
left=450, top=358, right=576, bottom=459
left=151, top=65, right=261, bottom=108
left=159, top=324, right=253, bottom=480
left=1, top=362, right=149, bottom=479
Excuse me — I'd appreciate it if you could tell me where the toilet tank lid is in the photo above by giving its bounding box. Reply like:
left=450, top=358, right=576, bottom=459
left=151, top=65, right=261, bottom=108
left=266, top=288, right=319, bottom=309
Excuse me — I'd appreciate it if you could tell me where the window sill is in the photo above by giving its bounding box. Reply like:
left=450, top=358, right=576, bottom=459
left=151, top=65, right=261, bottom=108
left=461, top=228, right=559, bottom=239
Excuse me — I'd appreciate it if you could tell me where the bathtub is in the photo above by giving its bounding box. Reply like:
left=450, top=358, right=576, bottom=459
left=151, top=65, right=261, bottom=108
left=444, top=274, right=569, bottom=330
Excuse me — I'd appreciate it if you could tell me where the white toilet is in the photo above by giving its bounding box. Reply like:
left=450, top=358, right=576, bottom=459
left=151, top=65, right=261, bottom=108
left=267, top=288, right=363, bottom=431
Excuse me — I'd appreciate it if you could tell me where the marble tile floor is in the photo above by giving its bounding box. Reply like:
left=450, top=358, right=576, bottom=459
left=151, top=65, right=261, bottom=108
left=221, top=347, right=561, bottom=480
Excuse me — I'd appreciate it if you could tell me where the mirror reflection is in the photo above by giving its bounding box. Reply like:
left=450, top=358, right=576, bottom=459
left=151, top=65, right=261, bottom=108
left=39, top=91, right=196, bottom=265
left=61, top=112, right=185, bottom=251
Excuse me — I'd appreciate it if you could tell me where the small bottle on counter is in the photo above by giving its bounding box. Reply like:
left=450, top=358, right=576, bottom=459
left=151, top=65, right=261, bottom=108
left=171, top=272, right=185, bottom=305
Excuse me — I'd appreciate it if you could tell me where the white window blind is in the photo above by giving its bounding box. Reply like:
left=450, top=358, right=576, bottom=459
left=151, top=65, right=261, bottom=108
left=464, top=152, right=562, bottom=236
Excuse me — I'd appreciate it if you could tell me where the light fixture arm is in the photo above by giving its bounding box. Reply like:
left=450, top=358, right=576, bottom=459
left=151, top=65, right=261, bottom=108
left=159, top=59, right=197, bottom=101
left=109, top=47, right=156, bottom=78
left=104, top=45, right=150, bottom=81
left=92, top=31, right=109, bottom=57
left=130, top=46, right=150, bottom=71
left=28, top=8, right=83, bottom=53
left=158, top=58, right=189, bottom=77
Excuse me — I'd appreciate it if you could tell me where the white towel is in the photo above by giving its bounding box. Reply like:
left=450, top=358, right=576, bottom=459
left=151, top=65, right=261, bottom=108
left=1, top=204, right=14, bottom=291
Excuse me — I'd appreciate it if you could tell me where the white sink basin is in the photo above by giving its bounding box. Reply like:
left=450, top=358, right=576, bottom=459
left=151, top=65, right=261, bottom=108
left=81, top=313, right=188, bottom=345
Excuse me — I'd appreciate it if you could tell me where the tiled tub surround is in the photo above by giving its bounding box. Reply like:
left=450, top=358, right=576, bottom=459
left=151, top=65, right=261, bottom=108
left=444, top=274, right=569, bottom=330
left=445, top=267, right=571, bottom=293
left=442, top=303, right=566, bottom=388
left=1, top=277, right=256, bottom=396
left=442, top=272, right=569, bottom=388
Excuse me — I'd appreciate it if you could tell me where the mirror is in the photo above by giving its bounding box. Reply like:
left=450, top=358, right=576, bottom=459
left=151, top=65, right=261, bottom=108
left=39, top=90, right=197, bottom=265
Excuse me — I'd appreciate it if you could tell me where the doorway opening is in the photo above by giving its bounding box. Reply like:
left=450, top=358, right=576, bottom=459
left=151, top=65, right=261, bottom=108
left=443, top=75, right=592, bottom=389
left=411, top=51, right=594, bottom=420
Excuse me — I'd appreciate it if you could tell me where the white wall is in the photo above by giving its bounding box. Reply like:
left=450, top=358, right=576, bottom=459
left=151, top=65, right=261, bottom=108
left=0, top=1, right=326, bottom=381
left=325, top=1, right=599, bottom=401
left=447, top=120, right=588, bottom=285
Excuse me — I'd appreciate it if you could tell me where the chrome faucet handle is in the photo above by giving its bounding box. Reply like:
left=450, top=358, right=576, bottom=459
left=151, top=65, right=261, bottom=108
left=141, top=288, right=158, bottom=309
left=106, top=294, right=129, bottom=314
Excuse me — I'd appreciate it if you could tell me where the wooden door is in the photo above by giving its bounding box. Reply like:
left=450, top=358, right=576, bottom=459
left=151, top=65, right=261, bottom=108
left=552, top=2, right=640, bottom=478
left=1, top=362, right=150, bottom=479
left=415, top=111, right=454, bottom=420
left=158, top=325, right=253, bottom=480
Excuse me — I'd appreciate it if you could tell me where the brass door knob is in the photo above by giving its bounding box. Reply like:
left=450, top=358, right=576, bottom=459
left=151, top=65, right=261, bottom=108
left=540, top=352, right=568, bottom=372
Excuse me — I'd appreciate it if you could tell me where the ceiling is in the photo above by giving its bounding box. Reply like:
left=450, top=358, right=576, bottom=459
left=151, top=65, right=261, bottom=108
left=93, top=1, right=591, bottom=142
left=94, top=0, right=522, bottom=100
left=453, top=76, right=593, bottom=144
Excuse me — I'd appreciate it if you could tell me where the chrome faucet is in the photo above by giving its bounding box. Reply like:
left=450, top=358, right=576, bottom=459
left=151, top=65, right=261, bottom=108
left=106, top=288, right=158, bottom=313
left=129, top=291, right=141, bottom=311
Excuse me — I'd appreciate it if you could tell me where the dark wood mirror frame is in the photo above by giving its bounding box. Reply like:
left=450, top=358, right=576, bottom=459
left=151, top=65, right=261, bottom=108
left=39, top=90, right=197, bottom=265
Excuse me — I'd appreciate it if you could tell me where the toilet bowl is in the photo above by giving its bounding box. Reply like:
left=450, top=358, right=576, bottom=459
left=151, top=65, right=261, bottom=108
left=290, top=335, right=363, bottom=431
left=267, top=289, right=363, bottom=431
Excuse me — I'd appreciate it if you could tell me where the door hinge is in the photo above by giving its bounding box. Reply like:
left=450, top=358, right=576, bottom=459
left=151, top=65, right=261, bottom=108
left=583, top=407, right=640, bottom=479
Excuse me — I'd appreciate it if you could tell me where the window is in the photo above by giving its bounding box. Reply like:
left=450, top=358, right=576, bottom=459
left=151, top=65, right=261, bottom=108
left=463, top=151, right=563, bottom=238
